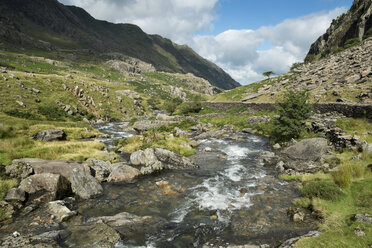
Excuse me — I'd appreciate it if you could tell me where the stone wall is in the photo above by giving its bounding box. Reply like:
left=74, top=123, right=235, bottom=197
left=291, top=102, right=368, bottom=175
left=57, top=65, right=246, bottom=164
left=204, top=101, right=372, bottom=119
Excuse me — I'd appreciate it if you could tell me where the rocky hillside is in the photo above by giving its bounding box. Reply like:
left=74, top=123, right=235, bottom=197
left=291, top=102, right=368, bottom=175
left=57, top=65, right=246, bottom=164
left=0, top=48, right=220, bottom=122
left=0, top=0, right=239, bottom=90
left=305, top=0, right=372, bottom=62
left=215, top=0, right=372, bottom=104
left=214, top=38, right=372, bottom=103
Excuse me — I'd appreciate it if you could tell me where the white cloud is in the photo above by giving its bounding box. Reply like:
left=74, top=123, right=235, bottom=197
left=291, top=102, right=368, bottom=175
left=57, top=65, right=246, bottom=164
left=59, top=0, right=218, bottom=43
left=59, top=0, right=347, bottom=85
left=190, top=7, right=347, bottom=84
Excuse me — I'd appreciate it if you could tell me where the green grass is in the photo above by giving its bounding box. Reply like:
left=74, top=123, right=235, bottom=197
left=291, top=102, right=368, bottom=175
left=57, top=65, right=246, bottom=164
left=0, top=113, right=114, bottom=165
left=0, top=177, right=18, bottom=220
left=300, top=180, right=344, bottom=201
left=198, top=111, right=274, bottom=130
left=116, top=132, right=195, bottom=157
left=335, top=118, right=372, bottom=143
left=291, top=148, right=372, bottom=247
left=296, top=178, right=372, bottom=248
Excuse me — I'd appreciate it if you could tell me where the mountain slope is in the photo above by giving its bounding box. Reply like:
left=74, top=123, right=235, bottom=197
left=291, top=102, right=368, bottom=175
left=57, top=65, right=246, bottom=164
left=0, top=0, right=239, bottom=90
left=214, top=0, right=372, bottom=104
left=305, top=0, right=372, bottom=62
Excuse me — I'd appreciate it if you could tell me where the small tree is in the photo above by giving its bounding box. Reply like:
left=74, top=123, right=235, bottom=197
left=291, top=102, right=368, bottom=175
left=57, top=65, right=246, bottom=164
left=263, top=71, right=275, bottom=79
left=271, top=90, right=312, bottom=143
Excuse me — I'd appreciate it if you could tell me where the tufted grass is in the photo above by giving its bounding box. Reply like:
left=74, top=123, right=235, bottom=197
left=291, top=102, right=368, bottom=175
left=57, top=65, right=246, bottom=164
left=335, top=118, right=372, bottom=143
left=0, top=113, right=113, bottom=165
left=116, top=133, right=195, bottom=157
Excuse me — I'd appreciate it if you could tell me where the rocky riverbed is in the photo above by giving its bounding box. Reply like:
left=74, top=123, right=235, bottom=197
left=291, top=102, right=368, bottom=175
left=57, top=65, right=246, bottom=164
left=0, top=121, right=319, bottom=248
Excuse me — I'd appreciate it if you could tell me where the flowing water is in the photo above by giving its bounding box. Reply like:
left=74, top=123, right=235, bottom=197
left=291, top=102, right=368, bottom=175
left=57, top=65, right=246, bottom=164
left=86, top=122, right=316, bottom=247
left=0, top=122, right=316, bottom=247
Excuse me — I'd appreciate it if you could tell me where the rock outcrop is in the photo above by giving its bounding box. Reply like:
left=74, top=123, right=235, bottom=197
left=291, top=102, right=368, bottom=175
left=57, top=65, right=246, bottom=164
left=306, top=0, right=372, bottom=60
left=130, top=148, right=196, bottom=175
left=32, top=129, right=66, bottom=142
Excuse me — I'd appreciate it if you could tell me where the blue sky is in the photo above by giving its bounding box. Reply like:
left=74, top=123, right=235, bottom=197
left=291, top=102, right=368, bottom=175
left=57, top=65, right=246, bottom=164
left=210, top=0, right=352, bottom=34
left=59, top=0, right=353, bottom=84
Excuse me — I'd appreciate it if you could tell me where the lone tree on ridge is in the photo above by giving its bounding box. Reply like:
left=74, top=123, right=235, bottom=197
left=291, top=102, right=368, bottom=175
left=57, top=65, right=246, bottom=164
left=263, top=71, right=275, bottom=79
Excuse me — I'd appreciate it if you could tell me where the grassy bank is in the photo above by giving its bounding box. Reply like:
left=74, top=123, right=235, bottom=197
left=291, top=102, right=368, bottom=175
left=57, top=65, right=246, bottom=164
left=280, top=149, right=372, bottom=248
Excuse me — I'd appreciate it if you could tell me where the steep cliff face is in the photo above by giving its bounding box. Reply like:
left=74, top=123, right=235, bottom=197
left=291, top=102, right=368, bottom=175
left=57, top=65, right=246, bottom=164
left=306, top=0, right=372, bottom=62
left=0, top=0, right=240, bottom=90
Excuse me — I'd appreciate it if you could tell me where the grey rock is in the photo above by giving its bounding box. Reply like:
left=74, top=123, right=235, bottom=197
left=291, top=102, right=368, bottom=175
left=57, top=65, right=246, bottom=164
left=19, top=173, right=71, bottom=202
left=242, top=92, right=263, bottom=101
left=69, top=169, right=103, bottom=199
left=140, top=161, right=165, bottom=175
left=282, top=138, right=328, bottom=161
left=11, top=158, right=91, bottom=181
left=278, top=231, right=322, bottom=248
left=95, top=211, right=166, bottom=236
left=33, top=129, right=66, bottom=142
left=154, top=148, right=196, bottom=169
left=156, top=113, right=173, bottom=121
left=86, top=158, right=112, bottom=182
left=130, top=148, right=157, bottom=166
left=47, top=200, right=77, bottom=222
left=5, top=188, right=26, bottom=202
left=5, top=160, right=34, bottom=180
left=0, top=233, right=61, bottom=248
left=193, top=130, right=226, bottom=140
left=132, top=120, right=175, bottom=131
left=97, top=211, right=153, bottom=227
left=16, top=100, right=25, bottom=107
left=38, top=230, right=71, bottom=242
left=354, top=213, right=372, bottom=224
left=66, top=222, right=121, bottom=248
left=107, top=163, right=141, bottom=182
left=32, top=88, right=40, bottom=94
left=241, top=128, right=257, bottom=134
left=258, top=151, right=278, bottom=166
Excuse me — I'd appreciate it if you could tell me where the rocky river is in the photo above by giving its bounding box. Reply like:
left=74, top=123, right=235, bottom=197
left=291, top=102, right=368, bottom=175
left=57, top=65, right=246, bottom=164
left=0, top=122, right=318, bottom=248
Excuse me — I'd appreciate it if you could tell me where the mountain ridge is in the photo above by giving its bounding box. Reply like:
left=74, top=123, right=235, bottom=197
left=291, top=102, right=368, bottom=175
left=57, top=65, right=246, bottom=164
left=0, top=0, right=240, bottom=90
left=305, top=0, right=372, bottom=62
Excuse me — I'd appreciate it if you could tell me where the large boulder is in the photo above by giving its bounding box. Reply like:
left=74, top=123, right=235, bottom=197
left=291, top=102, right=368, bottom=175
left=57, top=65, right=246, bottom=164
left=69, top=169, right=103, bottom=199
left=19, top=173, right=71, bottom=202
left=107, top=163, right=141, bottom=183
left=154, top=148, right=196, bottom=169
left=33, top=129, right=66, bottom=142
left=130, top=148, right=157, bottom=166
left=282, top=138, right=328, bottom=161
left=132, top=120, right=175, bottom=132
left=86, top=158, right=113, bottom=182
left=11, top=158, right=91, bottom=181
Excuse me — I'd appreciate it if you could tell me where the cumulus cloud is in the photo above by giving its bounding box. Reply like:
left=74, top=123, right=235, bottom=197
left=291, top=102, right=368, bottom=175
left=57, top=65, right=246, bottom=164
left=59, top=0, right=218, bottom=42
left=58, top=0, right=347, bottom=84
left=190, top=7, right=347, bottom=84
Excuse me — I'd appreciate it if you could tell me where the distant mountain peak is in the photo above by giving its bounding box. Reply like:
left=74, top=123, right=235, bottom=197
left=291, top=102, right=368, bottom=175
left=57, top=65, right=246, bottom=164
left=0, top=0, right=240, bottom=89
